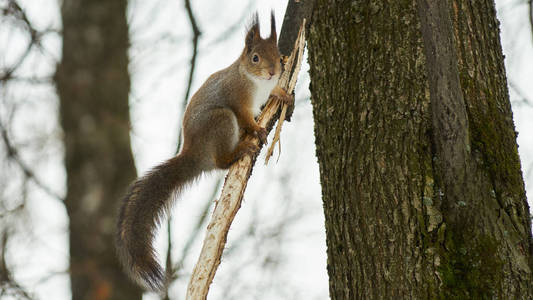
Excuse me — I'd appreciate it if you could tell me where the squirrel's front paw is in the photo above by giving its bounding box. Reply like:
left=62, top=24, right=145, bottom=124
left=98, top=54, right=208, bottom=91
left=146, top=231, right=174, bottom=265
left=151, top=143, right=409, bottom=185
left=280, top=91, right=294, bottom=107
left=271, top=87, right=294, bottom=106
left=271, top=88, right=295, bottom=122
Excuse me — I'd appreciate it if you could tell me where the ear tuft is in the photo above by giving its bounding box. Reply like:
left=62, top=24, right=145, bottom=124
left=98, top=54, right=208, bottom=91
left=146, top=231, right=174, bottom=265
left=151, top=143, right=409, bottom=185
left=245, top=12, right=260, bottom=52
left=269, top=10, right=277, bottom=43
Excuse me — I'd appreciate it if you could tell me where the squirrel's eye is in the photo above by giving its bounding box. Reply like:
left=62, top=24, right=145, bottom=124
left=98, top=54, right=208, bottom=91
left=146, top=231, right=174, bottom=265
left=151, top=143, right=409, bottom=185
left=252, top=54, right=259, bottom=63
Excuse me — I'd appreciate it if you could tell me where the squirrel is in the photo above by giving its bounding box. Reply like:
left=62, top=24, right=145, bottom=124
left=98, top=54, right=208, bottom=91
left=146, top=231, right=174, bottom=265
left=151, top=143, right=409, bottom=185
left=115, top=11, right=292, bottom=291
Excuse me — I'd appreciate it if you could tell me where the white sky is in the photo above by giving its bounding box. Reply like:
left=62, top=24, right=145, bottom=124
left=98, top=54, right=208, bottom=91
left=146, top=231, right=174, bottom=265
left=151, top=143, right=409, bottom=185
left=1, top=0, right=532, bottom=299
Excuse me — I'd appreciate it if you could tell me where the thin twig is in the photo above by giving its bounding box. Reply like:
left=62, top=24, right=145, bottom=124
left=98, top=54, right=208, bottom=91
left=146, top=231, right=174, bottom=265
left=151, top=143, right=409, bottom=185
left=204, top=1, right=254, bottom=48
left=186, top=21, right=307, bottom=300
left=182, top=0, right=202, bottom=121
left=0, top=124, right=63, bottom=201
left=173, top=0, right=202, bottom=157
left=164, top=178, right=220, bottom=296
left=1, top=0, right=45, bottom=82
left=0, top=42, right=34, bottom=82
left=5, top=0, right=36, bottom=31
left=162, top=214, right=173, bottom=300
left=0, top=204, right=24, bottom=219
left=509, top=79, right=533, bottom=107
left=0, top=229, right=32, bottom=299
left=174, top=178, right=222, bottom=274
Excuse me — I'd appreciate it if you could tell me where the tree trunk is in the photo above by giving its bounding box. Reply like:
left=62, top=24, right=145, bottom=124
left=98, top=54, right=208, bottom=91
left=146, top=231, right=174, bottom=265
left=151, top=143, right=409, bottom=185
left=55, top=0, right=142, bottom=299
left=308, top=0, right=533, bottom=299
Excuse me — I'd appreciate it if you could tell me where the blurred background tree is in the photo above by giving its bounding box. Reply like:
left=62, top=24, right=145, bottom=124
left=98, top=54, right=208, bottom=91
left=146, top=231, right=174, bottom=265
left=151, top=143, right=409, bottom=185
left=55, top=0, right=141, bottom=298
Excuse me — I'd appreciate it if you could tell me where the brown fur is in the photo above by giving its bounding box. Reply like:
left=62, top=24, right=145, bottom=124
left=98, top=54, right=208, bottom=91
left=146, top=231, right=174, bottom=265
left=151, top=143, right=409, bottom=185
left=115, top=11, right=285, bottom=291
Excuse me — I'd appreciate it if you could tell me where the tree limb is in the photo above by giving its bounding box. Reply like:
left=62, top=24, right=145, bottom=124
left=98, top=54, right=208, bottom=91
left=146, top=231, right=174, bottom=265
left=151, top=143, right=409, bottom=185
left=181, top=0, right=202, bottom=126
left=164, top=1, right=202, bottom=296
left=0, top=124, right=63, bottom=202
left=185, top=21, right=307, bottom=300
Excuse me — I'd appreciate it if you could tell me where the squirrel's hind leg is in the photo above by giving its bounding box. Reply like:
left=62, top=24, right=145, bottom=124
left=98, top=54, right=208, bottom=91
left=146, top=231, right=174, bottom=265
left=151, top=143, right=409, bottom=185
left=215, top=140, right=259, bottom=169
left=206, top=108, right=258, bottom=169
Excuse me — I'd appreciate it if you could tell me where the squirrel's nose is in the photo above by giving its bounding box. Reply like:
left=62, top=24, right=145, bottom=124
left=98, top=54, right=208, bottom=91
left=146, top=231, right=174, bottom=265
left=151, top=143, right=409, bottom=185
left=268, top=70, right=275, bottom=77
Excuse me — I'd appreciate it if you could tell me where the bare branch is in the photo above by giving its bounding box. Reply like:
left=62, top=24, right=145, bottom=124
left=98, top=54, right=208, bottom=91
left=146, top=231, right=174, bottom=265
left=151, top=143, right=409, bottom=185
left=5, top=76, right=53, bottom=85
left=204, top=1, right=254, bottom=48
left=181, top=0, right=201, bottom=129
left=1, top=1, right=38, bottom=80
left=175, top=178, right=221, bottom=271
left=1, top=0, right=58, bottom=82
left=162, top=216, right=173, bottom=300
left=527, top=161, right=533, bottom=182
left=509, top=80, right=533, bottom=107
left=0, top=204, right=24, bottom=219
left=171, top=0, right=203, bottom=157
left=0, top=229, right=32, bottom=299
left=0, top=124, right=63, bottom=201
left=162, top=2, right=203, bottom=296
left=0, top=42, right=34, bottom=82
left=3, top=0, right=38, bottom=34
left=162, top=3, right=205, bottom=296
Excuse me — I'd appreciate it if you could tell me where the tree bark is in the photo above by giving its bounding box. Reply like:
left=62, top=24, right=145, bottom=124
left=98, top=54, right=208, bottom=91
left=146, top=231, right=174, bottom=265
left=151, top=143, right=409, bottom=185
left=308, top=0, right=533, bottom=299
left=55, top=0, right=142, bottom=299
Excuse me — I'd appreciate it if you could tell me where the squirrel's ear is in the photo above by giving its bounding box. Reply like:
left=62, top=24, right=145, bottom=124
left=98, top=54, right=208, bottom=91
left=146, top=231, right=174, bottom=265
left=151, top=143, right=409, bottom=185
left=245, top=12, right=260, bottom=51
left=269, top=10, right=277, bottom=43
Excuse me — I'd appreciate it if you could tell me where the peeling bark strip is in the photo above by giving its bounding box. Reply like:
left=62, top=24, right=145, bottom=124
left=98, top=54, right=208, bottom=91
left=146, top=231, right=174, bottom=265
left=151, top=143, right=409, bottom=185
left=185, top=23, right=306, bottom=300
left=265, top=20, right=306, bottom=165
left=416, top=0, right=473, bottom=222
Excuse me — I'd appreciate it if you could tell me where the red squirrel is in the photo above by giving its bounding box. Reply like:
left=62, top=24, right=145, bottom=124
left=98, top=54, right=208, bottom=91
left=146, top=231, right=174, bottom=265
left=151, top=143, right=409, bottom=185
left=116, top=12, right=291, bottom=291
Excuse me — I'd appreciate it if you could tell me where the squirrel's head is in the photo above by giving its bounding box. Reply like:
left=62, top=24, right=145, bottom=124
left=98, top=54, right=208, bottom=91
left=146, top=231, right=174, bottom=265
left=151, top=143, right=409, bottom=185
left=241, top=11, right=281, bottom=81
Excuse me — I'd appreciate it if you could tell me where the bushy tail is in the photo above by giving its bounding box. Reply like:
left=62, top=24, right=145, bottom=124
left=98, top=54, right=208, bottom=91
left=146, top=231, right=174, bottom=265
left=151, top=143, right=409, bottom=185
left=116, top=152, right=201, bottom=291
